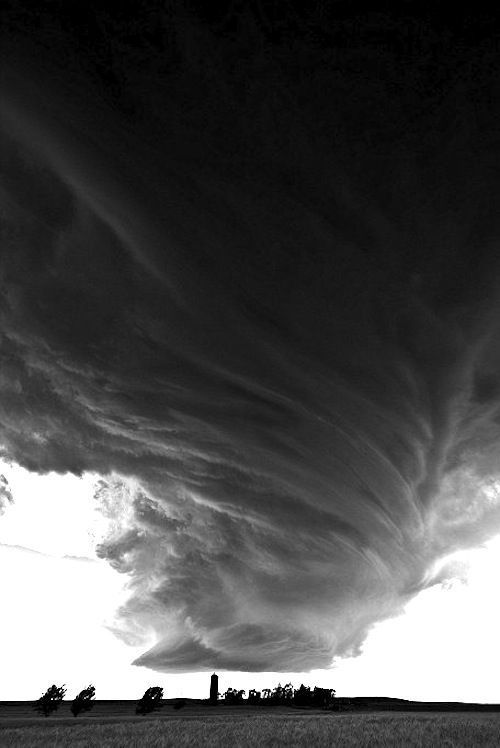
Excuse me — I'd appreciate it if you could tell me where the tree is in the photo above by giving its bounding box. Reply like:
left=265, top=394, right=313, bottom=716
left=283, top=683, right=294, bottom=704
left=293, top=683, right=312, bottom=706
left=136, top=686, right=164, bottom=715
left=292, top=684, right=335, bottom=708
left=71, top=685, right=96, bottom=717
left=33, top=684, right=66, bottom=717
left=311, top=687, right=335, bottom=708
left=267, top=682, right=293, bottom=705
left=273, top=683, right=282, bottom=704
left=223, top=687, right=245, bottom=704
left=248, top=689, right=261, bottom=704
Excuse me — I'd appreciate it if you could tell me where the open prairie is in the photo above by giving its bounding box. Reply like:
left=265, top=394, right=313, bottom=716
left=2, top=703, right=500, bottom=747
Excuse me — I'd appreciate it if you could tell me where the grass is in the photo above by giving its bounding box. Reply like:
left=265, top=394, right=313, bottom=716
left=2, top=713, right=500, bottom=747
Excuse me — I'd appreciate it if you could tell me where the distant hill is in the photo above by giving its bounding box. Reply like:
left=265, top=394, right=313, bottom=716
left=334, top=697, right=500, bottom=712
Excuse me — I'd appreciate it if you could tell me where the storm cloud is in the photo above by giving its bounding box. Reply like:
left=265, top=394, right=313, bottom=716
left=0, top=474, right=13, bottom=515
left=2, top=5, right=500, bottom=672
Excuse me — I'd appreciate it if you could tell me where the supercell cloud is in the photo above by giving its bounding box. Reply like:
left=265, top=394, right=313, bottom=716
left=0, top=474, right=13, bottom=515
left=2, top=5, right=500, bottom=672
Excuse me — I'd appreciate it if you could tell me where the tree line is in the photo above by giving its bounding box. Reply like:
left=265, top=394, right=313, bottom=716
left=32, top=680, right=335, bottom=717
left=223, top=682, right=335, bottom=708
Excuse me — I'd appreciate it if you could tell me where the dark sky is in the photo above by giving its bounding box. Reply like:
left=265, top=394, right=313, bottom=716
left=2, top=2, right=500, bottom=673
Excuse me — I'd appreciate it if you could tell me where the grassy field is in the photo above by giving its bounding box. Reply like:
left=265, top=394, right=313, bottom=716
left=2, top=712, right=500, bottom=747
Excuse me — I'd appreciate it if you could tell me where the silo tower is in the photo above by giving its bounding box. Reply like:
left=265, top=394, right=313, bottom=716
left=210, top=673, right=218, bottom=704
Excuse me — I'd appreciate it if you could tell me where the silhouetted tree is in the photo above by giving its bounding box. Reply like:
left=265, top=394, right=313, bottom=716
left=248, top=689, right=261, bottom=704
left=271, top=683, right=283, bottom=704
left=223, top=687, right=245, bottom=704
left=71, top=685, right=96, bottom=717
left=34, top=684, right=66, bottom=717
left=293, top=684, right=312, bottom=706
left=268, top=682, right=294, bottom=705
left=311, top=687, right=335, bottom=708
left=291, top=684, right=335, bottom=708
left=283, top=683, right=294, bottom=704
left=136, top=686, right=164, bottom=715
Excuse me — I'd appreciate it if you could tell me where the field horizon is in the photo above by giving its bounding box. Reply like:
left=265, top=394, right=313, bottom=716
left=2, top=695, right=500, bottom=728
